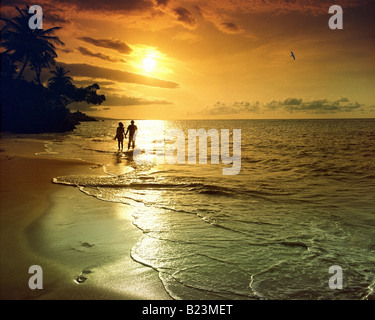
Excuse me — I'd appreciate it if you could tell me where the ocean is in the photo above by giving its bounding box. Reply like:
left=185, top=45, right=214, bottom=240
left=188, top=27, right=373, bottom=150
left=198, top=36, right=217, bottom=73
left=39, top=119, right=375, bottom=299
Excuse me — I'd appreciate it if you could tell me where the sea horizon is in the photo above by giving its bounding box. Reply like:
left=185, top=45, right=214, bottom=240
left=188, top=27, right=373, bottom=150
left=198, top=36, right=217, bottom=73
left=89, top=116, right=375, bottom=121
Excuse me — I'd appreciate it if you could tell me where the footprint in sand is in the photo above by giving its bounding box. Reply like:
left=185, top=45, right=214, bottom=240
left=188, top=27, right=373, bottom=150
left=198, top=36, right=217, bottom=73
left=80, top=241, right=95, bottom=248
left=69, top=242, right=95, bottom=252
left=75, top=274, right=88, bottom=283
left=75, top=269, right=93, bottom=284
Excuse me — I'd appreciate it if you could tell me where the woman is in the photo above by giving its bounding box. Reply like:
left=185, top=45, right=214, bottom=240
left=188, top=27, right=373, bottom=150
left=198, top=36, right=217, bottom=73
left=114, top=122, right=125, bottom=151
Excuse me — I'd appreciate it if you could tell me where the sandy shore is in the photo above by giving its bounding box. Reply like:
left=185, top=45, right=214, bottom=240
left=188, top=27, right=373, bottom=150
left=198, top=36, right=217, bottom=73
left=0, top=135, right=171, bottom=300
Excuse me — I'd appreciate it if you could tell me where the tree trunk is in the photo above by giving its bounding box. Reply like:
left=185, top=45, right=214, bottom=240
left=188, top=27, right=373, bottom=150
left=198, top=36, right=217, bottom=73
left=36, top=67, right=42, bottom=86
left=17, top=56, right=29, bottom=80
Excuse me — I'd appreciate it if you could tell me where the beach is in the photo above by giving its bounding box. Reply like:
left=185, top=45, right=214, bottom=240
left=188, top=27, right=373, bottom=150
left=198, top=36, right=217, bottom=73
left=1, top=119, right=374, bottom=300
left=0, top=135, right=171, bottom=300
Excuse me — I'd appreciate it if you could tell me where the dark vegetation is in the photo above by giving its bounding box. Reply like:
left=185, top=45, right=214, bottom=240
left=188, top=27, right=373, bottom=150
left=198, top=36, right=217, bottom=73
left=1, top=6, right=105, bottom=133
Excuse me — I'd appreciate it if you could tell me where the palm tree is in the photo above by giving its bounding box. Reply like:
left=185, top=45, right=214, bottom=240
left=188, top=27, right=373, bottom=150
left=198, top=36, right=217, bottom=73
left=30, top=46, right=57, bottom=85
left=48, top=65, right=73, bottom=94
left=48, top=66, right=72, bottom=87
left=47, top=65, right=74, bottom=108
left=1, top=6, right=64, bottom=83
left=0, top=52, right=18, bottom=79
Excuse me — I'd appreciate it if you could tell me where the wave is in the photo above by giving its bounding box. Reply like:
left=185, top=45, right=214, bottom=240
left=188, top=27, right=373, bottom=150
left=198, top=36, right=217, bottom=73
left=53, top=175, right=236, bottom=195
left=279, top=241, right=310, bottom=251
left=52, top=174, right=290, bottom=202
left=45, top=119, right=375, bottom=300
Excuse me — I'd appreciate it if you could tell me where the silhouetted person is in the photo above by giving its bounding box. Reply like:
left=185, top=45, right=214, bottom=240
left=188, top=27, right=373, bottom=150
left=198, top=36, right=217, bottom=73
left=114, top=122, right=125, bottom=151
left=125, top=120, right=138, bottom=150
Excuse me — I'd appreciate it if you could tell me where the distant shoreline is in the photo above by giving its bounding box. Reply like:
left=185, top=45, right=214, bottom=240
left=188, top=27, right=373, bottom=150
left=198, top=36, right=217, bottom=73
left=84, top=117, right=375, bottom=121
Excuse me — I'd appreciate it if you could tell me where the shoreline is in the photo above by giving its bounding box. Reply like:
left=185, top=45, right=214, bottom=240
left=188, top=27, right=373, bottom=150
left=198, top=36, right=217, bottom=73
left=0, top=136, right=171, bottom=300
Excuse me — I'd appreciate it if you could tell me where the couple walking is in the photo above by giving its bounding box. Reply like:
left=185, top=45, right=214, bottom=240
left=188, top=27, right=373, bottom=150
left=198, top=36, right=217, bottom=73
left=115, top=120, right=137, bottom=151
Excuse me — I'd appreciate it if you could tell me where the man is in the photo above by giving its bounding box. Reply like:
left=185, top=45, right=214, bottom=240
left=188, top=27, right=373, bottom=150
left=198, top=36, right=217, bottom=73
left=125, top=120, right=138, bottom=150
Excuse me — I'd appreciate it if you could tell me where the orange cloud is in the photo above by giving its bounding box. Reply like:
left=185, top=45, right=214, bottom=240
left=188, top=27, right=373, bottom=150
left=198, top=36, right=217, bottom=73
left=77, top=37, right=132, bottom=54
left=77, top=47, right=126, bottom=63
left=172, top=7, right=197, bottom=29
left=59, top=62, right=179, bottom=89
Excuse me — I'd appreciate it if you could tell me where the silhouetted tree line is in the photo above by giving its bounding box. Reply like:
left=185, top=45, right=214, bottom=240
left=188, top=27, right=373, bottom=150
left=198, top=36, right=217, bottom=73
left=1, top=6, right=105, bottom=133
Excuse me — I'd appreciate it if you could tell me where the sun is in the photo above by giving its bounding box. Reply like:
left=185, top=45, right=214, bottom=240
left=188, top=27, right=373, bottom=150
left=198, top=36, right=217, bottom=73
left=142, top=56, right=157, bottom=73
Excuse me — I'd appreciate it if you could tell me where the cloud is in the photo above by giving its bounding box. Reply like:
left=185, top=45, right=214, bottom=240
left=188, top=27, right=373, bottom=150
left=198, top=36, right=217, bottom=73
left=174, top=0, right=371, bottom=35
left=218, top=22, right=243, bottom=34
left=192, top=4, right=244, bottom=35
left=201, top=101, right=260, bottom=115
left=280, top=98, right=364, bottom=114
left=77, top=47, right=126, bottom=63
left=44, top=11, right=70, bottom=26
left=104, top=94, right=173, bottom=106
left=0, top=1, right=69, bottom=27
left=1, top=0, right=368, bottom=18
left=54, top=0, right=154, bottom=13
left=58, top=62, right=179, bottom=88
left=172, top=31, right=202, bottom=43
left=189, top=0, right=369, bottom=16
left=282, top=98, right=303, bottom=106
left=77, top=37, right=132, bottom=54
left=173, top=7, right=197, bottom=29
left=69, top=93, right=172, bottom=111
left=267, top=97, right=365, bottom=114
left=154, top=0, right=169, bottom=7
left=202, top=98, right=367, bottom=115
left=60, top=48, right=74, bottom=54
left=72, top=79, right=116, bottom=87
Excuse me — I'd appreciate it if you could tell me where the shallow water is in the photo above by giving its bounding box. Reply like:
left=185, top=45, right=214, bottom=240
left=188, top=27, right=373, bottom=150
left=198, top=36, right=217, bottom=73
left=46, top=119, right=375, bottom=299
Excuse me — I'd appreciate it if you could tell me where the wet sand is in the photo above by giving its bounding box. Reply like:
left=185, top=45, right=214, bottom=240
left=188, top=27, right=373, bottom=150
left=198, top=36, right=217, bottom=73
left=0, top=136, right=171, bottom=300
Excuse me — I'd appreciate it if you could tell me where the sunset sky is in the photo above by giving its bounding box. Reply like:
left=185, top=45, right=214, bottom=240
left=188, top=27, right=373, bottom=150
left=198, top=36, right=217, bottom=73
left=2, top=0, right=375, bottom=119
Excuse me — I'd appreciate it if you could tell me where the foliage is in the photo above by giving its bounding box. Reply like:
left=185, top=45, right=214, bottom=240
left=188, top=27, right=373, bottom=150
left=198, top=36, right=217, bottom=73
left=0, top=6, right=105, bottom=133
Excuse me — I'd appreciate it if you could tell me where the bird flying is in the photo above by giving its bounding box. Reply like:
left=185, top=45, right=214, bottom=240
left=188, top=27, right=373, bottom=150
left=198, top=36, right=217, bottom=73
left=291, top=51, right=295, bottom=60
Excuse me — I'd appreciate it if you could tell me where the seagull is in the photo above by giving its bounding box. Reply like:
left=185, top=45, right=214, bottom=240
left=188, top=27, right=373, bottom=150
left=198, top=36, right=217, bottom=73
left=291, top=51, right=295, bottom=60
